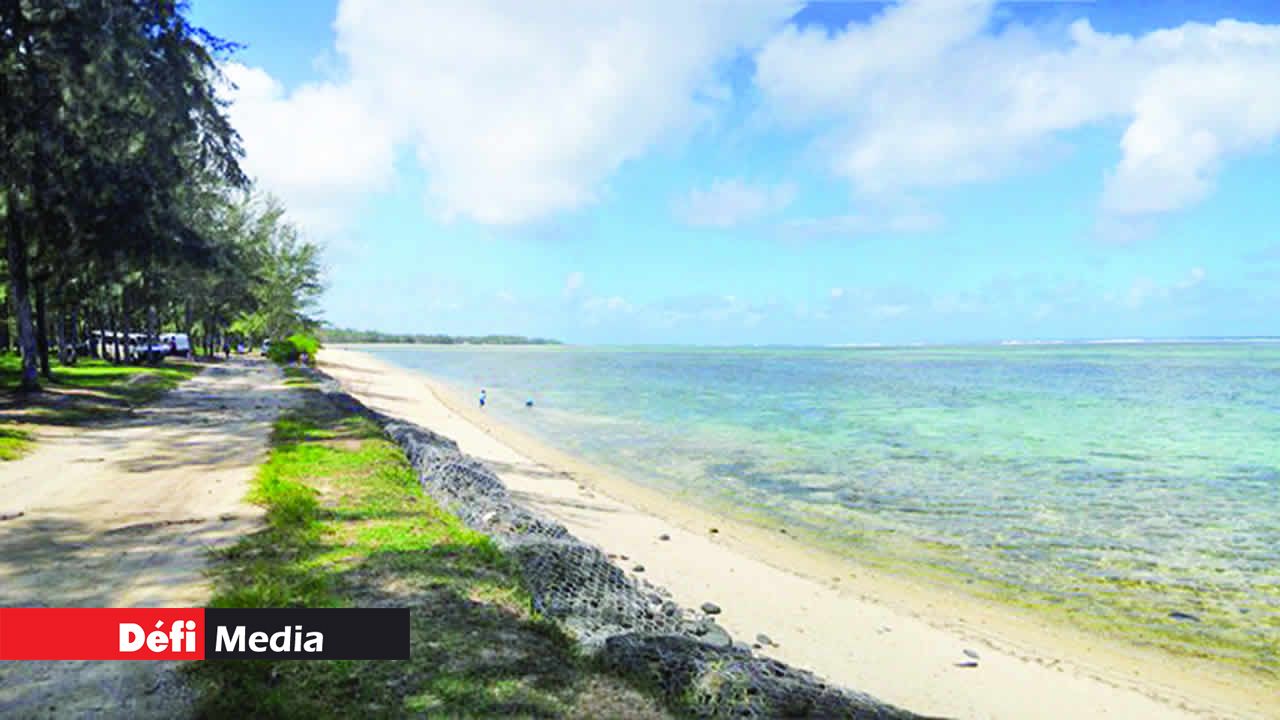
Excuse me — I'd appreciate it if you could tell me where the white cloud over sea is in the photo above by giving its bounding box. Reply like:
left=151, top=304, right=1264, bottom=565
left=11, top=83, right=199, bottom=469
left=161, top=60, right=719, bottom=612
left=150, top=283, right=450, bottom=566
left=755, top=0, right=1280, bottom=219
left=223, top=0, right=796, bottom=232
left=222, top=0, right=1280, bottom=239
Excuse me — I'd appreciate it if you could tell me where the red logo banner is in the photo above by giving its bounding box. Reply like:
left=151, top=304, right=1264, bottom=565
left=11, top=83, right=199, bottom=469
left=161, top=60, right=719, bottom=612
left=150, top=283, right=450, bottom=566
left=0, top=608, right=206, bottom=660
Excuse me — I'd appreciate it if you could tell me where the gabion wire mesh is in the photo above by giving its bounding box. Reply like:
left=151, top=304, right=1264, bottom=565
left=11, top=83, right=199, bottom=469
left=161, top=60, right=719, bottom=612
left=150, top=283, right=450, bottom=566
left=602, top=634, right=924, bottom=720
left=315, top=374, right=926, bottom=719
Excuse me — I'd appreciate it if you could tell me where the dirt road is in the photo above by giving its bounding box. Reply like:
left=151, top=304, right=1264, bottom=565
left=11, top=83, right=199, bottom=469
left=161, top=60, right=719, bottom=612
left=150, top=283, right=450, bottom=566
left=0, top=359, right=288, bottom=718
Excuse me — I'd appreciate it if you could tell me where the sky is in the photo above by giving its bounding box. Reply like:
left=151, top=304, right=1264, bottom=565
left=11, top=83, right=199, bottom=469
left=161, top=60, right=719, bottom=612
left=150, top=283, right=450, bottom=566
left=189, top=0, right=1280, bottom=345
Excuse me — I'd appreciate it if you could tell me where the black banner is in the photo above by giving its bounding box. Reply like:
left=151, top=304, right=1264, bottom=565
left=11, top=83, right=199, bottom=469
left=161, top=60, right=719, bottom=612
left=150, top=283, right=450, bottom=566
left=204, top=608, right=410, bottom=659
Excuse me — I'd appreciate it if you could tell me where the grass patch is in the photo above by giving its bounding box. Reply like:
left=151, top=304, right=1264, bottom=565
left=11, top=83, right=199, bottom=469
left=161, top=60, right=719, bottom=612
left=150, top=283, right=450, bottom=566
left=188, top=387, right=670, bottom=719
left=0, top=352, right=202, bottom=459
left=0, top=353, right=199, bottom=405
left=0, top=423, right=33, bottom=460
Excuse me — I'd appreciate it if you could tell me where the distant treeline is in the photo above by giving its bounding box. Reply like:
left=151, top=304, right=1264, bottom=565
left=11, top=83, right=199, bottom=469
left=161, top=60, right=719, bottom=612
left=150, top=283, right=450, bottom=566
left=319, top=327, right=562, bottom=346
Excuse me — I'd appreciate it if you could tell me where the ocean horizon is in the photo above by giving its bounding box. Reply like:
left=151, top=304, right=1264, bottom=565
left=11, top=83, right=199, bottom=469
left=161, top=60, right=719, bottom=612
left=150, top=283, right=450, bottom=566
left=347, top=336, right=1280, bottom=350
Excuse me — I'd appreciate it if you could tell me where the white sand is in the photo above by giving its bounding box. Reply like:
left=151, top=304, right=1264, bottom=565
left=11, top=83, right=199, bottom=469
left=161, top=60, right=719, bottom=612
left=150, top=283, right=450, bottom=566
left=322, top=347, right=1274, bottom=720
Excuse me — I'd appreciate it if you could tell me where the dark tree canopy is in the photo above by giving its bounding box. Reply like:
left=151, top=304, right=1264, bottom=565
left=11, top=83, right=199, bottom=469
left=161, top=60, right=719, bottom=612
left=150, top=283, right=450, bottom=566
left=2, top=0, right=320, bottom=389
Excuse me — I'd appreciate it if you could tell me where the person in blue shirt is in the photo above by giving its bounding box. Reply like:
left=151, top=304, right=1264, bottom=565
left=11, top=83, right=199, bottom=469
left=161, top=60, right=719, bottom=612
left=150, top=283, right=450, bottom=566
left=479, top=389, right=486, bottom=408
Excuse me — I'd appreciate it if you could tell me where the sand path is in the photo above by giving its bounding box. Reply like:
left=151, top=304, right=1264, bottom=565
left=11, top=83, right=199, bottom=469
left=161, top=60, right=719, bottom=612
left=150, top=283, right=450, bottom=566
left=0, top=359, right=288, bottom=718
left=322, top=347, right=1273, bottom=720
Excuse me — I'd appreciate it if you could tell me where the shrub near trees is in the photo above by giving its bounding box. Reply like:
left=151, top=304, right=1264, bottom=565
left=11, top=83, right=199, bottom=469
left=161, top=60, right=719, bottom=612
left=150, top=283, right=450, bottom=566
left=267, top=333, right=321, bottom=367
left=1, top=1, right=322, bottom=391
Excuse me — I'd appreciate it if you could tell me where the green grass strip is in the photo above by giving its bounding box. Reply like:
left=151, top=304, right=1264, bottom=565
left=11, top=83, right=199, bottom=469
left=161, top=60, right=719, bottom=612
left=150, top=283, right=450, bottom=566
left=188, top=387, right=670, bottom=719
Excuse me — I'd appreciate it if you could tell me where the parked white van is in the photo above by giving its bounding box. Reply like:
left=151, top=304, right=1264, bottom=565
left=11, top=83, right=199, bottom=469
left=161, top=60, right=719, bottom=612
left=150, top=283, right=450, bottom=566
left=90, top=331, right=143, bottom=358
left=91, top=331, right=189, bottom=361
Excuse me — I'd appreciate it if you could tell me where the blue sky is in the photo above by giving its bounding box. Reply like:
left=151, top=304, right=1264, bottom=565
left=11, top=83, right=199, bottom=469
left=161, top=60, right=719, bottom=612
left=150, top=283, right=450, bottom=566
left=192, top=0, right=1280, bottom=345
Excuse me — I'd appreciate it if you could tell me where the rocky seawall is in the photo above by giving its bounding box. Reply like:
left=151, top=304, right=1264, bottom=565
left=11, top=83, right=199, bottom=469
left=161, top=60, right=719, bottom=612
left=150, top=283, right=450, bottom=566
left=314, top=370, right=928, bottom=719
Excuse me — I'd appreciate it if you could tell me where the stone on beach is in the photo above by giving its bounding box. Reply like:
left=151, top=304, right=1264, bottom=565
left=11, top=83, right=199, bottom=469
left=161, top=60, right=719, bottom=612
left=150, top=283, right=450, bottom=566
left=698, top=621, right=732, bottom=649
left=701, top=602, right=721, bottom=615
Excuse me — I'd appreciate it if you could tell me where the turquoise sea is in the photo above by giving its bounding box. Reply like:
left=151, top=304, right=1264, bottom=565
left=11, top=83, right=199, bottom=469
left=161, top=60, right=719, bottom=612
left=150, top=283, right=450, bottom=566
left=366, top=343, right=1280, bottom=672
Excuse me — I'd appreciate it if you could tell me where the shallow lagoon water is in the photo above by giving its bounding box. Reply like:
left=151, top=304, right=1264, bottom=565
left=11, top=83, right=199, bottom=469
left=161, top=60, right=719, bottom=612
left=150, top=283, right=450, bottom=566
left=367, top=343, right=1280, bottom=671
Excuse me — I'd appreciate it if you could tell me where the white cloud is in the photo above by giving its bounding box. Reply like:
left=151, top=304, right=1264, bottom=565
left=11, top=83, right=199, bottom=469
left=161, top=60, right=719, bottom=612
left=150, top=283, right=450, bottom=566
left=755, top=1, right=1280, bottom=217
left=220, top=63, right=396, bottom=234
left=225, top=0, right=795, bottom=229
left=224, top=1, right=1280, bottom=235
left=1103, top=45, right=1280, bottom=215
left=675, top=178, right=795, bottom=227
left=367, top=0, right=801, bottom=227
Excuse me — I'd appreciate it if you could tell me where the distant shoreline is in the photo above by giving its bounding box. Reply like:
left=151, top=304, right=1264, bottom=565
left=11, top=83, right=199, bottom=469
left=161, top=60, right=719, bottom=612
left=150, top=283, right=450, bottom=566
left=319, top=330, right=562, bottom=346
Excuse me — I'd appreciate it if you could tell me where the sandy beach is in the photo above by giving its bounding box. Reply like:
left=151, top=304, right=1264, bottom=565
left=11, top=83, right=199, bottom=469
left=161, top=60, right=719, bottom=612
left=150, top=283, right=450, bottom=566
left=321, top=346, right=1274, bottom=720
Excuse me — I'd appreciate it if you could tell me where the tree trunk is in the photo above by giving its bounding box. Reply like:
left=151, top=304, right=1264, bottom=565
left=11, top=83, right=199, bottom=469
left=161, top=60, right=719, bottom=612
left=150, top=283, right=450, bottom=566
left=121, top=296, right=132, bottom=364
left=85, top=308, right=97, bottom=359
left=92, top=308, right=102, bottom=359
left=183, top=302, right=193, bottom=353
left=109, top=306, right=121, bottom=363
left=55, top=312, right=65, bottom=364
left=34, top=279, right=51, bottom=379
left=69, top=306, right=80, bottom=364
left=0, top=286, right=11, bottom=353
left=5, top=191, right=39, bottom=391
